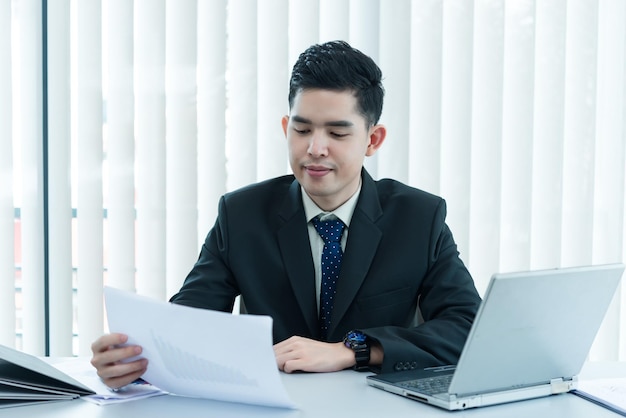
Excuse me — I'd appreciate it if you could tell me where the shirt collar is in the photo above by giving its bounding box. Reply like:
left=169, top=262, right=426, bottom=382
left=302, top=183, right=361, bottom=227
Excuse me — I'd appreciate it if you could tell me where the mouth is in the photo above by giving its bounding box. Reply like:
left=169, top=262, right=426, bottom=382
left=304, top=164, right=332, bottom=178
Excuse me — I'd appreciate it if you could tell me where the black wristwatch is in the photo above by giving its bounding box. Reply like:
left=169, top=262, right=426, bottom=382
left=343, top=330, right=370, bottom=371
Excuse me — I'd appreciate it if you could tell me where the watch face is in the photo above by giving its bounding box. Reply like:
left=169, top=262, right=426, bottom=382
left=347, top=331, right=367, bottom=343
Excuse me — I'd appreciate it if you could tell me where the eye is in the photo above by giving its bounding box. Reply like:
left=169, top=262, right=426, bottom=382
left=331, top=132, right=349, bottom=138
left=293, top=126, right=310, bottom=135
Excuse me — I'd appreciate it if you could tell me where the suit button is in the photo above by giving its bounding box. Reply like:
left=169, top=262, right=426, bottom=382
left=394, top=362, right=404, bottom=371
left=410, top=362, right=417, bottom=370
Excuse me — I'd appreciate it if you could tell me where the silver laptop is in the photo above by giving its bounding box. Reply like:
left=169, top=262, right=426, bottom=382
left=367, top=263, right=625, bottom=410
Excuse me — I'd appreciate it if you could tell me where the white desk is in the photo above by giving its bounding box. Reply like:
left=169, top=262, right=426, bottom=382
left=1, top=362, right=624, bottom=417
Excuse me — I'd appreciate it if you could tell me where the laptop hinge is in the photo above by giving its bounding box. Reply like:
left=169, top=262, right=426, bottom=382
left=550, top=376, right=577, bottom=394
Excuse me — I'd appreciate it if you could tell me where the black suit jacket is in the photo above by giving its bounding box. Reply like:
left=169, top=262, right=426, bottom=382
left=170, top=169, right=481, bottom=373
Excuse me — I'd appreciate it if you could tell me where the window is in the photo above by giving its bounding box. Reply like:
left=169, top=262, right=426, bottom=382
left=2, top=0, right=625, bottom=360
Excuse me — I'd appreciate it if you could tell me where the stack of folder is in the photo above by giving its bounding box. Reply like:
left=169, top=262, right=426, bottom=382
left=0, top=344, right=95, bottom=409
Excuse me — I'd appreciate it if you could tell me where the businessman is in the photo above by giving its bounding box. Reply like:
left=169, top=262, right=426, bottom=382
left=91, top=40, right=482, bottom=390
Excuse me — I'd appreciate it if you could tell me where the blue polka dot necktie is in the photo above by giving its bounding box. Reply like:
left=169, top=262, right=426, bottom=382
left=312, top=216, right=345, bottom=341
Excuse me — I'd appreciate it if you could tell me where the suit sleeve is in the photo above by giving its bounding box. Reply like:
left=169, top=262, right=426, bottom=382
left=362, top=199, right=482, bottom=373
left=169, top=196, right=239, bottom=312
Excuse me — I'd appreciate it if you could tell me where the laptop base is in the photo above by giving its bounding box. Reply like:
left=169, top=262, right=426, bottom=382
left=367, top=375, right=577, bottom=410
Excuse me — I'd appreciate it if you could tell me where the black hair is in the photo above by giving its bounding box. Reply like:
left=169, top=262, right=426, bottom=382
left=288, top=40, right=385, bottom=126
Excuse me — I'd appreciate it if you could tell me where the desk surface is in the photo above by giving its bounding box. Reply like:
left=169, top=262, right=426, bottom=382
left=1, top=362, right=624, bottom=417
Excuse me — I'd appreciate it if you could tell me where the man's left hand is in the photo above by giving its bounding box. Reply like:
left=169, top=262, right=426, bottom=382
left=273, top=336, right=355, bottom=373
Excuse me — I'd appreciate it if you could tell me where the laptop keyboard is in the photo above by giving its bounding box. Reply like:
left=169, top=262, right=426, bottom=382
left=399, top=374, right=453, bottom=395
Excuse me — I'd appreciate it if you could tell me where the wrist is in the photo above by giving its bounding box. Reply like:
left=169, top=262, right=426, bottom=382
left=338, top=342, right=358, bottom=370
left=368, top=341, right=383, bottom=366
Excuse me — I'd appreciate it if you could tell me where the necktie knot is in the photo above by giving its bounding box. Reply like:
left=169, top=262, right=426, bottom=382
left=312, top=217, right=345, bottom=244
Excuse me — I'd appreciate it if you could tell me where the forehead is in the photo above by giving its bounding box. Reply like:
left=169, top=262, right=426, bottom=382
left=290, top=89, right=364, bottom=123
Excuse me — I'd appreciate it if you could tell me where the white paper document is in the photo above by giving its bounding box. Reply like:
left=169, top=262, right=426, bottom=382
left=104, top=287, right=297, bottom=409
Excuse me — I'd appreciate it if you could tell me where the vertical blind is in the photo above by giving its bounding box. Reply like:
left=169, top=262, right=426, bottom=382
left=48, top=0, right=73, bottom=356
left=2, top=0, right=625, bottom=361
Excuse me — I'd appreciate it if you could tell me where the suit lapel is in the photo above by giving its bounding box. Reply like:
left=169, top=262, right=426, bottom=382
left=276, top=179, right=320, bottom=338
left=329, top=170, right=383, bottom=338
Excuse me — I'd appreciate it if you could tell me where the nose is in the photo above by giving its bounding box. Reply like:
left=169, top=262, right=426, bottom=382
left=307, top=131, right=329, bottom=158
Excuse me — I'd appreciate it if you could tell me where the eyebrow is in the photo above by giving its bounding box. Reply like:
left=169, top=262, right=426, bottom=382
left=291, top=115, right=354, bottom=128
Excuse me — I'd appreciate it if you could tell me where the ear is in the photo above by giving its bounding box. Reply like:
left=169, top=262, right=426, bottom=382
left=365, top=124, right=386, bottom=156
left=281, top=115, right=289, bottom=137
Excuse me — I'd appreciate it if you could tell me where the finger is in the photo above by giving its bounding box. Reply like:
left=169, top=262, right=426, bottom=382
left=91, top=333, right=128, bottom=354
left=97, top=357, right=148, bottom=381
left=275, top=344, right=309, bottom=373
left=91, top=344, right=143, bottom=369
left=273, top=342, right=290, bottom=356
left=100, top=365, right=147, bottom=390
left=274, top=348, right=296, bottom=371
left=275, top=357, right=285, bottom=372
left=283, top=358, right=310, bottom=374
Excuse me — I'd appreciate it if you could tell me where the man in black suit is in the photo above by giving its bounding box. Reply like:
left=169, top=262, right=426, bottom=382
left=91, top=40, right=481, bottom=389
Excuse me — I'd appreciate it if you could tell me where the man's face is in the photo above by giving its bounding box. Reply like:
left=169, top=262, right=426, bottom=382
left=282, top=89, right=385, bottom=211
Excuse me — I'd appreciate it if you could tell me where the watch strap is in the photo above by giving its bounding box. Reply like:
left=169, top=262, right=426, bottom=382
left=343, top=330, right=370, bottom=371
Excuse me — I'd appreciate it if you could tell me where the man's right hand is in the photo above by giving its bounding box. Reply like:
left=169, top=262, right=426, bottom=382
left=90, top=333, right=148, bottom=390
